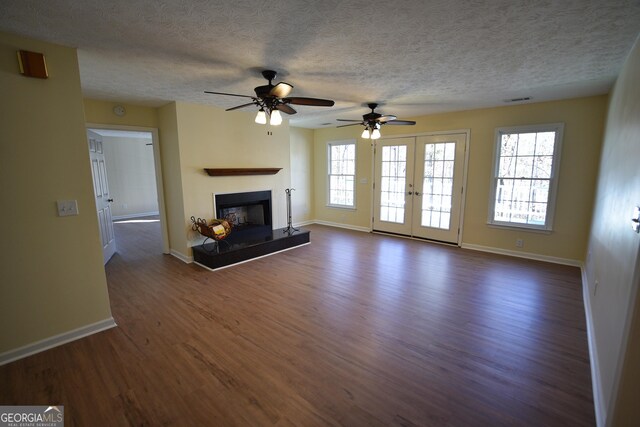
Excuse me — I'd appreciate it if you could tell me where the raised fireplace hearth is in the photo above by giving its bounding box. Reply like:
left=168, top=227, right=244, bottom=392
left=192, top=227, right=310, bottom=270
left=192, top=190, right=310, bottom=270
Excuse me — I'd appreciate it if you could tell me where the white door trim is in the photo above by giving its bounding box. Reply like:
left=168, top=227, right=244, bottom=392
left=373, top=129, right=470, bottom=245
left=86, top=123, right=170, bottom=254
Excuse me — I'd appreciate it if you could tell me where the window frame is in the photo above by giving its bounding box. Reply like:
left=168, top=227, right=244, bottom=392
left=327, top=140, right=357, bottom=209
left=487, top=123, right=564, bottom=231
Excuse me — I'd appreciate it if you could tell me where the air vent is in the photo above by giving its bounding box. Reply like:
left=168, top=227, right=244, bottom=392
left=504, top=97, right=532, bottom=103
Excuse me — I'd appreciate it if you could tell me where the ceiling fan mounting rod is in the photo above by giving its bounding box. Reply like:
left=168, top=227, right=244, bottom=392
left=261, top=70, right=277, bottom=84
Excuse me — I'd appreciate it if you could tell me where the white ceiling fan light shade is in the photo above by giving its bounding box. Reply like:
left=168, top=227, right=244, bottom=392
left=269, top=82, right=294, bottom=98
left=370, top=128, right=381, bottom=139
left=361, top=127, right=371, bottom=139
left=255, top=109, right=267, bottom=124
left=269, top=109, right=283, bottom=125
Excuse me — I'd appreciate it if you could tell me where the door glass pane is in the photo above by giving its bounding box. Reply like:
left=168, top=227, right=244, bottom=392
left=379, top=145, right=407, bottom=223
left=421, top=142, right=455, bottom=230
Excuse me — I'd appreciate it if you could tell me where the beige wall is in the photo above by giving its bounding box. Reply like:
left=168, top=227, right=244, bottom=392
left=290, top=127, right=315, bottom=224
left=84, top=99, right=296, bottom=259
left=157, top=102, right=187, bottom=257
left=313, top=133, right=371, bottom=230
left=102, top=135, right=159, bottom=218
left=172, top=102, right=292, bottom=255
left=313, top=96, right=607, bottom=261
left=584, top=37, right=640, bottom=426
left=84, top=99, right=159, bottom=128
left=0, top=33, right=112, bottom=353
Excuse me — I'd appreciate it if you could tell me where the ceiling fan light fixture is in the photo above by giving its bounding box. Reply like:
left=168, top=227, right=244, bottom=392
left=370, top=127, right=381, bottom=140
left=361, top=127, right=371, bottom=139
left=269, top=109, right=283, bottom=125
left=255, top=108, right=267, bottom=124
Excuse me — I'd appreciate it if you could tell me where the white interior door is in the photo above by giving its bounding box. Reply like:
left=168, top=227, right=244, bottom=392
left=373, top=137, right=415, bottom=235
left=412, top=134, right=466, bottom=243
left=87, top=130, right=117, bottom=264
left=373, top=133, right=467, bottom=244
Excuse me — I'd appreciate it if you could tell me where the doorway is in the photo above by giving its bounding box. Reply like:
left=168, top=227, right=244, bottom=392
left=87, top=124, right=169, bottom=261
left=372, top=132, right=468, bottom=245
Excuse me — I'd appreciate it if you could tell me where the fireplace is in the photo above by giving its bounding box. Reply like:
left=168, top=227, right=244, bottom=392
left=193, top=189, right=310, bottom=270
left=214, top=190, right=272, bottom=234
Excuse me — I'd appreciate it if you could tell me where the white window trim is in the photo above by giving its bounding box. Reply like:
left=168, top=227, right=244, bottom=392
left=327, top=139, right=357, bottom=209
left=487, top=123, right=564, bottom=231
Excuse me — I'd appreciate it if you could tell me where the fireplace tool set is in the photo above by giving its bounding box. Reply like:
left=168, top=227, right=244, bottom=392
left=283, top=188, right=299, bottom=234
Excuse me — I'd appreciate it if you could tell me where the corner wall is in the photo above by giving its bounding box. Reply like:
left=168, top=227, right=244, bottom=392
left=0, top=32, right=113, bottom=355
left=173, top=102, right=292, bottom=256
left=584, top=36, right=640, bottom=426
left=290, top=127, right=315, bottom=224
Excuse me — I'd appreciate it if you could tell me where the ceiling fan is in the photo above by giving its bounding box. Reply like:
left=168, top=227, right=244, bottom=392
left=205, top=70, right=335, bottom=125
left=337, top=103, right=416, bottom=139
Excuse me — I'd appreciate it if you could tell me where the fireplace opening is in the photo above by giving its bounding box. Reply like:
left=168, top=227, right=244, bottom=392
left=214, top=190, right=272, bottom=234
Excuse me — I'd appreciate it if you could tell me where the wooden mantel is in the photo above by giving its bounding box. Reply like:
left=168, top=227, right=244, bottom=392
left=204, top=168, right=282, bottom=176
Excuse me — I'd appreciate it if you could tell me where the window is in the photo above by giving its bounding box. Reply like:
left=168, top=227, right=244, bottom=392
left=488, top=123, right=564, bottom=230
left=328, top=141, right=356, bottom=207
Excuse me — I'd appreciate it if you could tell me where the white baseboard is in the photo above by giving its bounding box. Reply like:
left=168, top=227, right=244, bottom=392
left=193, top=242, right=310, bottom=272
left=112, top=211, right=159, bottom=220
left=311, top=220, right=371, bottom=233
left=460, top=243, right=582, bottom=267
left=293, top=220, right=315, bottom=227
left=170, top=249, right=193, bottom=264
left=0, top=317, right=117, bottom=366
left=581, top=266, right=606, bottom=427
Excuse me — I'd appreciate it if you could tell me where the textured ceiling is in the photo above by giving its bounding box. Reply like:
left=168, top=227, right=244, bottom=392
left=2, top=0, right=640, bottom=128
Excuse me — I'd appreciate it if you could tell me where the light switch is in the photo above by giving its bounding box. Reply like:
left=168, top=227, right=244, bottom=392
left=57, top=200, right=79, bottom=217
left=359, top=177, right=368, bottom=184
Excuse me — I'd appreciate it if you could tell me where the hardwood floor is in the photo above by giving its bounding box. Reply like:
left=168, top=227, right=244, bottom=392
left=0, top=219, right=595, bottom=426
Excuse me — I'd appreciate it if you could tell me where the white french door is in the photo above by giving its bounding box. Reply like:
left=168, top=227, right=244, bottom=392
left=373, top=133, right=467, bottom=244
left=373, top=137, right=415, bottom=235
left=87, top=130, right=117, bottom=264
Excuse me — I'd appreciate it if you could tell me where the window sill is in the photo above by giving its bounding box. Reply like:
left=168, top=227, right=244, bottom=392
left=327, top=204, right=357, bottom=211
left=486, top=223, right=552, bottom=234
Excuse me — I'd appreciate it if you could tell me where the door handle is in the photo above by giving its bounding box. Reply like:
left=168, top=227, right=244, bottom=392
left=407, top=191, right=413, bottom=195
left=414, top=192, right=421, bottom=196
left=107, top=198, right=114, bottom=202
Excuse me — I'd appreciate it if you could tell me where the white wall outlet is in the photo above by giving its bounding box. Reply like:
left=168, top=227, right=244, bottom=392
left=359, top=177, right=368, bottom=184
left=57, top=200, right=79, bottom=217
left=516, top=239, right=524, bottom=248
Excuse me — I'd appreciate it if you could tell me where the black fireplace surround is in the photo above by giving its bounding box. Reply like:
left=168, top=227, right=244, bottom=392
left=192, top=190, right=310, bottom=270
left=215, top=190, right=272, bottom=234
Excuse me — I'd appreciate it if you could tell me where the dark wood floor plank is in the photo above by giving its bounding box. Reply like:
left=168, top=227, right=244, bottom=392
left=0, top=219, right=595, bottom=426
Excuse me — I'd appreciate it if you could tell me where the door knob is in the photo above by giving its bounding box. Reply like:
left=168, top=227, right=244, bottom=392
left=107, top=198, right=114, bottom=202
left=415, top=192, right=421, bottom=196
left=407, top=191, right=413, bottom=195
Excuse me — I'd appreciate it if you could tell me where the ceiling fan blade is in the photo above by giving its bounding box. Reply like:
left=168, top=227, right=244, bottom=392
left=204, top=90, right=254, bottom=99
left=337, top=122, right=364, bottom=128
left=377, top=115, right=397, bottom=123
left=275, top=103, right=297, bottom=115
left=270, top=82, right=294, bottom=98
left=336, top=119, right=362, bottom=122
left=285, top=97, right=335, bottom=107
left=226, top=102, right=256, bottom=112
left=385, top=120, right=417, bottom=125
